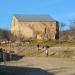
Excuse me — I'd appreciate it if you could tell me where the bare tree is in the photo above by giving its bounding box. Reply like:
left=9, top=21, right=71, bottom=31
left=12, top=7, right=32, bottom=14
left=69, top=19, right=75, bottom=30
left=59, top=23, right=66, bottom=31
left=59, top=23, right=66, bottom=40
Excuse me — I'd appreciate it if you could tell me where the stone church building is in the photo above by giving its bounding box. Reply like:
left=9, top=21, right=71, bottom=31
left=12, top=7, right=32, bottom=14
left=11, top=14, right=59, bottom=40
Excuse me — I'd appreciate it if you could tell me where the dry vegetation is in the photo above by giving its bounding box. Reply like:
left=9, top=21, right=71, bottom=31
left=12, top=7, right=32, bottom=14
left=1, top=20, right=75, bottom=58
left=0, top=40, right=75, bottom=58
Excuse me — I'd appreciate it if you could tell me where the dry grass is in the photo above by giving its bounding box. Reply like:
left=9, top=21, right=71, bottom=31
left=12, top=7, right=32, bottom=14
left=0, top=40, right=75, bottom=58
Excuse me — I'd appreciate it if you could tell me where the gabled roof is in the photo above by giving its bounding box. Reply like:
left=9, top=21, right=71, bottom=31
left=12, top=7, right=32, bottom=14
left=14, top=14, right=56, bottom=22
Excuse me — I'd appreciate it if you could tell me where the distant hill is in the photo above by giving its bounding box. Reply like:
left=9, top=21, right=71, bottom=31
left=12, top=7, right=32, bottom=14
left=0, top=29, right=4, bottom=41
left=59, top=29, right=75, bottom=40
left=0, top=29, right=11, bottom=41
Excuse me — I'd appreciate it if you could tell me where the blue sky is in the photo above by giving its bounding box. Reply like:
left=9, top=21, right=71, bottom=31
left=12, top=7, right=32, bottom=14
left=0, top=0, right=75, bottom=30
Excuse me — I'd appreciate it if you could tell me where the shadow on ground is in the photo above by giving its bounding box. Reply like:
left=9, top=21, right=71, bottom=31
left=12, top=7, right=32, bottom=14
left=0, top=53, right=24, bottom=62
left=0, top=48, right=24, bottom=61
left=10, top=54, right=24, bottom=61
left=0, top=65, right=53, bottom=75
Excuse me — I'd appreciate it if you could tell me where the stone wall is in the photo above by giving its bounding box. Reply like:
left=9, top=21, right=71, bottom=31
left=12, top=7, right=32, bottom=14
left=11, top=16, right=58, bottom=40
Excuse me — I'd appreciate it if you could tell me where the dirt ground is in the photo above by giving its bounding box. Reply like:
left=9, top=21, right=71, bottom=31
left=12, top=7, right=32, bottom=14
left=0, top=57, right=75, bottom=75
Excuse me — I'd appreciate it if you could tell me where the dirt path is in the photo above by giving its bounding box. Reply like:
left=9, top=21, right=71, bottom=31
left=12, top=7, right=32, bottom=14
left=0, top=57, right=75, bottom=75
